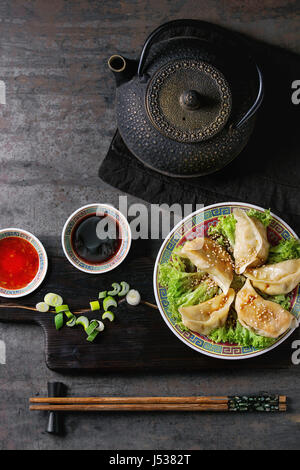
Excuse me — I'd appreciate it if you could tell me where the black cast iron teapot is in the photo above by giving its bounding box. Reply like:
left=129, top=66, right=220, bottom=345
left=108, top=19, right=263, bottom=177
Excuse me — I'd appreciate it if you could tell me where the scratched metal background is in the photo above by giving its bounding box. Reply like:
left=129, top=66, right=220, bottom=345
left=0, top=0, right=300, bottom=450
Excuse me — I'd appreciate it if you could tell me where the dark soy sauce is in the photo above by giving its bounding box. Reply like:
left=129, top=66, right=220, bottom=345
left=71, top=214, right=121, bottom=264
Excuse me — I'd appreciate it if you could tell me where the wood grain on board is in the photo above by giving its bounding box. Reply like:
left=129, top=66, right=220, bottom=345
left=0, top=240, right=298, bottom=370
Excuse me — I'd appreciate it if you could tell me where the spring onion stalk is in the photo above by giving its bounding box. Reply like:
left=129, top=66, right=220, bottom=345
left=102, top=311, right=115, bottom=322
left=55, top=304, right=69, bottom=313
left=66, top=316, right=76, bottom=327
left=85, top=320, right=99, bottom=336
left=103, top=296, right=117, bottom=311
left=118, top=281, right=130, bottom=296
left=92, top=320, right=105, bottom=332
left=90, top=300, right=100, bottom=311
left=36, top=302, right=49, bottom=313
left=98, top=291, right=107, bottom=299
left=64, top=310, right=74, bottom=319
left=126, top=289, right=141, bottom=306
left=44, top=293, right=63, bottom=307
left=64, top=310, right=76, bottom=325
left=54, top=313, right=64, bottom=330
left=107, top=283, right=121, bottom=296
left=75, top=316, right=89, bottom=330
left=86, top=330, right=100, bottom=342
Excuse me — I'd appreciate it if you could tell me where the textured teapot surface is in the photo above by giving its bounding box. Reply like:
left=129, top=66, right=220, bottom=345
left=110, top=21, right=262, bottom=177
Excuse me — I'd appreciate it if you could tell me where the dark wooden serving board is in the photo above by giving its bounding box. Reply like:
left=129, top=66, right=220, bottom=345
left=0, top=239, right=298, bottom=371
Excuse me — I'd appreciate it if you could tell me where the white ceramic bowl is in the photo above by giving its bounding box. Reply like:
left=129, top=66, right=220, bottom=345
left=61, top=203, right=131, bottom=274
left=0, top=228, right=48, bottom=298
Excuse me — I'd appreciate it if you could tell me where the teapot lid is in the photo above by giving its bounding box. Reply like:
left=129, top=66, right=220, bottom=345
left=145, top=59, right=232, bottom=143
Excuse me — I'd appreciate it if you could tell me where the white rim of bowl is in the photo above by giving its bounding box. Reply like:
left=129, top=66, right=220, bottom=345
left=61, top=203, right=132, bottom=274
left=153, top=201, right=299, bottom=360
left=0, top=227, right=48, bottom=298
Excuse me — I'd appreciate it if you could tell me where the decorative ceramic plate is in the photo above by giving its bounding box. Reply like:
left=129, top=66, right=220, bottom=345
left=62, top=203, right=131, bottom=274
left=0, top=228, right=48, bottom=298
left=153, top=202, right=300, bottom=360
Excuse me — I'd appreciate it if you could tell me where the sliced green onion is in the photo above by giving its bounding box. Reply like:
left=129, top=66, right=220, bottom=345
left=92, top=320, right=105, bottom=332
left=54, top=313, right=64, bottom=330
left=66, top=316, right=76, bottom=327
left=85, top=320, right=99, bottom=336
left=75, top=315, right=89, bottom=330
left=107, top=283, right=121, bottom=296
left=126, top=289, right=141, bottom=306
left=102, top=311, right=115, bottom=322
left=64, top=310, right=74, bottom=320
left=118, top=281, right=130, bottom=296
left=90, top=300, right=100, bottom=311
left=36, top=302, right=49, bottom=313
left=103, top=296, right=117, bottom=311
left=55, top=304, right=69, bottom=313
left=44, top=293, right=63, bottom=307
left=98, top=291, right=107, bottom=299
left=86, top=330, right=100, bottom=342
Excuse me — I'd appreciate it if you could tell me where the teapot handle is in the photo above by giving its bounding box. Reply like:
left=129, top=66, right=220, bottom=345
left=138, top=19, right=202, bottom=79
left=138, top=19, right=264, bottom=127
left=232, top=64, right=264, bottom=129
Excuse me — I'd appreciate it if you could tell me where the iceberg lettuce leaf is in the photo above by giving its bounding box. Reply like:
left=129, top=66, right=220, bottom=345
left=208, top=214, right=236, bottom=246
left=209, top=321, right=276, bottom=349
left=259, top=291, right=292, bottom=311
left=247, top=208, right=272, bottom=227
left=267, top=239, right=300, bottom=264
left=158, top=257, right=218, bottom=323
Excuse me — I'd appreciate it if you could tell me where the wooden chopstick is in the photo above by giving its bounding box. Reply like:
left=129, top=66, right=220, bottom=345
left=30, top=396, right=228, bottom=405
left=29, top=395, right=287, bottom=412
left=30, top=403, right=228, bottom=412
left=29, top=396, right=228, bottom=412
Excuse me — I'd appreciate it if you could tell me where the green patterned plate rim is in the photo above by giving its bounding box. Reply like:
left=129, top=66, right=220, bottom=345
left=153, top=202, right=300, bottom=360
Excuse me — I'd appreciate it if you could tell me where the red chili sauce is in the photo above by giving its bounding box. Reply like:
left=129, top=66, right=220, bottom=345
left=0, top=237, right=39, bottom=290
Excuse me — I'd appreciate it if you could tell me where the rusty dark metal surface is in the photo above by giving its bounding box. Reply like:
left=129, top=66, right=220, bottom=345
left=0, top=0, right=300, bottom=450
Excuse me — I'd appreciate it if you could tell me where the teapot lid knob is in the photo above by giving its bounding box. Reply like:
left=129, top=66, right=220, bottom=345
left=179, top=90, right=201, bottom=110
left=146, top=59, right=232, bottom=143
